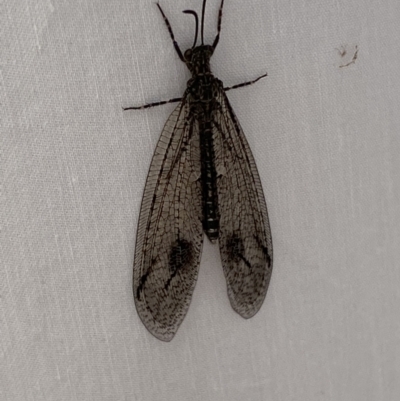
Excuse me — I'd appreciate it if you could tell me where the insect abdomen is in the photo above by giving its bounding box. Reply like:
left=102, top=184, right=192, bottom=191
left=199, top=121, right=219, bottom=242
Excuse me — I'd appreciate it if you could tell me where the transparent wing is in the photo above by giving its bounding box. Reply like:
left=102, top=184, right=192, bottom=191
left=214, top=91, right=273, bottom=318
left=133, top=100, right=203, bottom=342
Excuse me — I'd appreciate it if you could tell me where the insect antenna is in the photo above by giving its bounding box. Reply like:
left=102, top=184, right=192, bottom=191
left=182, top=10, right=199, bottom=48
left=201, top=0, right=207, bottom=45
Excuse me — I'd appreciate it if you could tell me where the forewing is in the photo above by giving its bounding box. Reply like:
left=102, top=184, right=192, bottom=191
left=215, top=91, right=273, bottom=318
left=133, top=100, right=203, bottom=341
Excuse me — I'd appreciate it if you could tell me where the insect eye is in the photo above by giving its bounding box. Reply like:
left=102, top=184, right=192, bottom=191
left=184, top=49, right=192, bottom=60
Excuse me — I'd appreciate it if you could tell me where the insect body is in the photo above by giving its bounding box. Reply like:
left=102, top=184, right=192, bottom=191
left=124, top=0, right=273, bottom=341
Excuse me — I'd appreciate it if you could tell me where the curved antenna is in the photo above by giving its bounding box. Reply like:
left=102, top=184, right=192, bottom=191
left=201, top=0, right=207, bottom=45
left=182, top=10, right=199, bottom=48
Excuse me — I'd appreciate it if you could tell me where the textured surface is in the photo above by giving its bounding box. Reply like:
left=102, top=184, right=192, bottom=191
left=2, top=0, right=400, bottom=400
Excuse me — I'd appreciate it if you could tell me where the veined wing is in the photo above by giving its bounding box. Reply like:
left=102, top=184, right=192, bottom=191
left=133, top=100, right=203, bottom=342
left=215, top=91, right=273, bottom=319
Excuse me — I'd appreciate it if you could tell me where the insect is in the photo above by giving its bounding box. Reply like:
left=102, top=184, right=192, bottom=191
left=338, top=45, right=359, bottom=68
left=124, top=0, right=273, bottom=341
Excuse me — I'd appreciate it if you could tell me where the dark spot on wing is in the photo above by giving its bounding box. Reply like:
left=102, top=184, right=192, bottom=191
left=226, top=233, right=252, bottom=269
left=165, top=238, right=194, bottom=289
left=136, top=258, right=157, bottom=300
left=262, top=245, right=272, bottom=268
left=254, top=235, right=272, bottom=268
left=136, top=273, right=149, bottom=300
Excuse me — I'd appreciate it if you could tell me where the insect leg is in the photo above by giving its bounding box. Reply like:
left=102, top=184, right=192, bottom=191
left=123, top=97, right=182, bottom=111
left=212, top=0, right=225, bottom=50
left=156, top=3, right=185, bottom=62
left=224, top=73, right=268, bottom=91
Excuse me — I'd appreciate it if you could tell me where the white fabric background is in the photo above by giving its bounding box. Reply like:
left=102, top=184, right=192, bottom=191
left=2, top=0, right=400, bottom=400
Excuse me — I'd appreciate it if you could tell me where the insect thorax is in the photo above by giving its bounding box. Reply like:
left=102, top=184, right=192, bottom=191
left=187, top=75, right=222, bottom=106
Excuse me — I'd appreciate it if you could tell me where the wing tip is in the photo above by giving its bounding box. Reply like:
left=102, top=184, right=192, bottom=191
left=226, top=278, right=271, bottom=320
left=230, top=299, right=265, bottom=320
left=136, top=310, right=179, bottom=342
